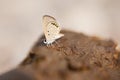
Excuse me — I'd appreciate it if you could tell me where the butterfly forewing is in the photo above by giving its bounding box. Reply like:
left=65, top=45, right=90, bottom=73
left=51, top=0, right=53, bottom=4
left=43, top=15, right=56, bottom=28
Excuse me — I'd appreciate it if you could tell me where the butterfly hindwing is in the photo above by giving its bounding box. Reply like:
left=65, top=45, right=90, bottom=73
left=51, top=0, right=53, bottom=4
left=46, top=21, right=61, bottom=41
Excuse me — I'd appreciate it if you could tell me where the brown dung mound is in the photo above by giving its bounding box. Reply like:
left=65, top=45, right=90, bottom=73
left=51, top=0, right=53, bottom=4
left=0, top=30, right=120, bottom=80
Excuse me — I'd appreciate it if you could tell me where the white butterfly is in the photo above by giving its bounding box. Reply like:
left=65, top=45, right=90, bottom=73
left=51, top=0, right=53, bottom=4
left=42, top=15, right=64, bottom=45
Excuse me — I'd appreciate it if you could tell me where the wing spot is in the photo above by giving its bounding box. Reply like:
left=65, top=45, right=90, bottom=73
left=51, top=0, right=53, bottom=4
left=48, top=34, right=50, bottom=35
left=51, top=22, right=58, bottom=28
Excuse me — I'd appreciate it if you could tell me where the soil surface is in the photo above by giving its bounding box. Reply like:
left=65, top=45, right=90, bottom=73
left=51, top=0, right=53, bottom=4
left=0, top=30, right=120, bottom=80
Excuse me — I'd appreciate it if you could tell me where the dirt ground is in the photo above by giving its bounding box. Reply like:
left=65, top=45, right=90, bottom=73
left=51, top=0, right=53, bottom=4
left=0, top=30, right=120, bottom=80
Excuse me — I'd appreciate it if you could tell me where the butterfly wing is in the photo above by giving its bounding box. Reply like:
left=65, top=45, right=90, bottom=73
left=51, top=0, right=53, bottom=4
left=42, top=15, right=56, bottom=29
left=42, top=15, right=63, bottom=44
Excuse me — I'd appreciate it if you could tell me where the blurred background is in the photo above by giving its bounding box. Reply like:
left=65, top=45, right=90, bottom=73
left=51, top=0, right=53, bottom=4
left=0, top=0, right=120, bottom=75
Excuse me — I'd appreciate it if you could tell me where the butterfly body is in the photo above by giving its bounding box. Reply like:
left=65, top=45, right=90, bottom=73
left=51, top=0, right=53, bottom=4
left=43, top=15, right=64, bottom=45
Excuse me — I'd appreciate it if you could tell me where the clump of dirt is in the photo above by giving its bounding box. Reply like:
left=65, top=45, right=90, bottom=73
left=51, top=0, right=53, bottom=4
left=21, top=30, right=120, bottom=80
left=0, top=30, right=120, bottom=80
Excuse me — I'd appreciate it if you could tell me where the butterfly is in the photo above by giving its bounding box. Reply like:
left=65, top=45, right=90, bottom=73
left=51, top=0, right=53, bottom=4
left=42, top=15, right=64, bottom=45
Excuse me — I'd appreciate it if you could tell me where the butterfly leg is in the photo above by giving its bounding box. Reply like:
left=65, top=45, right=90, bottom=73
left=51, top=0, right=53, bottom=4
left=46, top=43, right=52, bottom=47
left=55, top=41, right=61, bottom=47
left=54, top=41, right=58, bottom=45
left=50, top=43, right=54, bottom=48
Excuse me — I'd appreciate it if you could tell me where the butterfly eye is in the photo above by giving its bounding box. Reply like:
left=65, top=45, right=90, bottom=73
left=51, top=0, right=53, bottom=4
left=44, top=39, right=46, bottom=42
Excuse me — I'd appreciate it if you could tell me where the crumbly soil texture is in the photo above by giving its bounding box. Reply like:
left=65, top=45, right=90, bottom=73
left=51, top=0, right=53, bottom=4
left=0, top=30, right=120, bottom=80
